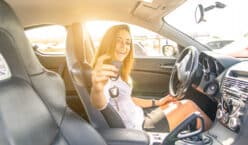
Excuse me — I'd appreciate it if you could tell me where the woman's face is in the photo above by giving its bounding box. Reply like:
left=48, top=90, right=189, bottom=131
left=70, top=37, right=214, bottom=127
left=113, top=29, right=131, bottom=62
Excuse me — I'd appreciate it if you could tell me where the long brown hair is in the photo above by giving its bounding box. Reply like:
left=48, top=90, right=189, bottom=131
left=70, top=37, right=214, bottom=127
left=92, top=24, right=134, bottom=83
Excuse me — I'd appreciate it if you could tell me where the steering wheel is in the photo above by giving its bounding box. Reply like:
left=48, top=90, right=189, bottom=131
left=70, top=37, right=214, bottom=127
left=169, top=46, right=199, bottom=99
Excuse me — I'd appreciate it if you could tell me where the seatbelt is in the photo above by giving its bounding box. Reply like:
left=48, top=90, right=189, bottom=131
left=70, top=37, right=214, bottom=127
left=71, top=23, right=85, bottom=64
left=57, top=62, right=66, bottom=76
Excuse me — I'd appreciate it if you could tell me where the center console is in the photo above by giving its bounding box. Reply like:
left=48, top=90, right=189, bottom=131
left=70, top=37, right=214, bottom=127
left=205, top=61, right=248, bottom=145
left=167, top=61, right=248, bottom=145
left=216, top=76, right=248, bottom=132
left=216, top=61, right=248, bottom=132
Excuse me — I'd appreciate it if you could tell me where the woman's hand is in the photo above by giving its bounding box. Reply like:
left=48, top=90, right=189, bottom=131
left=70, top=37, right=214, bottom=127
left=155, top=94, right=177, bottom=106
left=90, top=55, right=119, bottom=109
left=91, top=55, right=119, bottom=92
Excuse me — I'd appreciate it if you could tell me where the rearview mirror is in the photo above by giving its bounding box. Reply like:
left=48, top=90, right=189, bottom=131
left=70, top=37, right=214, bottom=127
left=195, top=2, right=226, bottom=24
left=195, top=4, right=204, bottom=24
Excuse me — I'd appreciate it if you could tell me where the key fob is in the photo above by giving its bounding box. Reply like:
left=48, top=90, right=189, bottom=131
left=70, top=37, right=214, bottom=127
left=110, top=61, right=122, bottom=81
left=109, top=85, right=119, bottom=98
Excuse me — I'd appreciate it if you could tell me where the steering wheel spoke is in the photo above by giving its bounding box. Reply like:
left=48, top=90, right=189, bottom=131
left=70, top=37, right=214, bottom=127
left=169, top=46, right=199, bottom=99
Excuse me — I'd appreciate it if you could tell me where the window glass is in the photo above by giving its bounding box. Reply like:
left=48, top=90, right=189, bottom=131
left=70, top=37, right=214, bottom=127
left=85, top=21, right=178, bottom=58
left=164, top=0, right=248, bottom=58
left=25, top=25, right=66, bottom=55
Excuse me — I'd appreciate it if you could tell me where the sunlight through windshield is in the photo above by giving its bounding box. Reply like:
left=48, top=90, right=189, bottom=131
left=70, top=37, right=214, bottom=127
left=164, top=0, right=248, bottom=58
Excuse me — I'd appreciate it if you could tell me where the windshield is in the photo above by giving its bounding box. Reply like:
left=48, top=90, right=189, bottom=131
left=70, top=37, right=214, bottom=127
left=164, top=0, right=248, bottom=58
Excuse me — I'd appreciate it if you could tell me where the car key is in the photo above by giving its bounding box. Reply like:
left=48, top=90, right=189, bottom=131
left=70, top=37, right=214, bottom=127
left=110, top=61, right=122, bottom=81
left=109, top=85, right=119, bottom=110
left=108, top=61, right=122, bottom=110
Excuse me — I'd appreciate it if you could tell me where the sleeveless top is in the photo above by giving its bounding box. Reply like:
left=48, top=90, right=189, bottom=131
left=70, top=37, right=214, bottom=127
left=104, top=78, right=144, bottom=130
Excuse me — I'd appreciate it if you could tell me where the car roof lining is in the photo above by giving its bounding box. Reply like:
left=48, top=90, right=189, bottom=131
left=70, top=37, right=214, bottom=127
left=6, top=0, right=185, bottom=29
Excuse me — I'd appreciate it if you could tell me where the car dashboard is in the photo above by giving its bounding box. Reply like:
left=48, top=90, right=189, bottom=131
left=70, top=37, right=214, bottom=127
left=194, top=51, right=248, bottom=145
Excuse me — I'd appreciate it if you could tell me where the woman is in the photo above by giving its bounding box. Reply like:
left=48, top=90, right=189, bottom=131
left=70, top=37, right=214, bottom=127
left=90, top=24, right=212, bottom=132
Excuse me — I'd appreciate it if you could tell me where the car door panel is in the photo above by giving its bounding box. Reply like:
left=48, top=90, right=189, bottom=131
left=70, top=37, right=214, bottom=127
left=36, top=53, right=66, bottom=73
left=131, top=57, right=176, bottom=99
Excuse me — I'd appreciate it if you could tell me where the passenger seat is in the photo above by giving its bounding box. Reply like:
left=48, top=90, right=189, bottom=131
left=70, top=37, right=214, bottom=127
left=0, top=0, right=107, bottom=145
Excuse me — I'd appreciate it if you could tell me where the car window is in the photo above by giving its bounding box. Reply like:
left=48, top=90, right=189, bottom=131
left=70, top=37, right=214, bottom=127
left=164, top=0, right=248, bottom=58
left=85, top=21, right=179, bottom=58
left=25, top=25, right=67, bottom=55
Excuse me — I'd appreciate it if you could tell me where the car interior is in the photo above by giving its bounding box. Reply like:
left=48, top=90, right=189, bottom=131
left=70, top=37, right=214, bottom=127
left=1, top=0, right=248, bottom=145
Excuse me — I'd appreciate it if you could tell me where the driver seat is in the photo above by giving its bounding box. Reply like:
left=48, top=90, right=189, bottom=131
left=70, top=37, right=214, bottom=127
left=0, top=0, right=107, bottom=145
left=65, top=23, right=126, bottom=129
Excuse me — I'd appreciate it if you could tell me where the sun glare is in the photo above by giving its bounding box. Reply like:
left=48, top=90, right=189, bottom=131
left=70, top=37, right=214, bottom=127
left=25, top=25, right=66, bottom=43
left=85, top=21, right=121, bottom=40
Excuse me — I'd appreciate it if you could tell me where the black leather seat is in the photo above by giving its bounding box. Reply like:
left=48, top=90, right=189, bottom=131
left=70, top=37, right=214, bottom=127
left=0, top=0, right=107, bottom=145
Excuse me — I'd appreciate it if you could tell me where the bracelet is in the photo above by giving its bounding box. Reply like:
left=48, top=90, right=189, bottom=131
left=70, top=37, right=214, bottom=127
left=152, top=99, right=156, bottom=107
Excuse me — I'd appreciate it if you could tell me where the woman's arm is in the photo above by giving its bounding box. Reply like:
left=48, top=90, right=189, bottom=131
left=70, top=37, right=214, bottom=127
left=132, top=94, right=176, bottom=108
left=132, top=97, right=156, bottom=108
left=90, top=87, right=107, bottom=110
left=90, top=55, right=119, bottom=110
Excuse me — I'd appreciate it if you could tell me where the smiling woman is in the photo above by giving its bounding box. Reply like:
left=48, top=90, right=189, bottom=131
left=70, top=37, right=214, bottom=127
left=90, top=24, right=212, bottom=132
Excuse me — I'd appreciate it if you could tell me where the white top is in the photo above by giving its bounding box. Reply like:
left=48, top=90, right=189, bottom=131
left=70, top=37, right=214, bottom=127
left=104, top=78, right=144, bottom=130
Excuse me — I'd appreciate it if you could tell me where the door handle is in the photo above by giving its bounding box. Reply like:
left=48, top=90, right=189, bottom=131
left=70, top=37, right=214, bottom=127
left=160, top=64, right=174, bottom=69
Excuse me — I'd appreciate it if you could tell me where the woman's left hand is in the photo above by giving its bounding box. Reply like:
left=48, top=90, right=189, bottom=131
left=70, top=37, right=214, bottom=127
left=156, top=94, right=177, bottom=106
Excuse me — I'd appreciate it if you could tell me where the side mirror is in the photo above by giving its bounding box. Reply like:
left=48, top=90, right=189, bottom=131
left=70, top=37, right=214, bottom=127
left=162, top=45, right=178, bottom=57
left=32, top=44, right=39, bottom=51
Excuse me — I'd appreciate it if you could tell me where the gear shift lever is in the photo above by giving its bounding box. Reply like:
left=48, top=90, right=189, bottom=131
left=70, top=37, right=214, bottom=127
left=162, top=112, right=205, bottom=145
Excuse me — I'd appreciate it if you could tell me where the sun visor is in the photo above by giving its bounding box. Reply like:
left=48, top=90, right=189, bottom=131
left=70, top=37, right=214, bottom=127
left=0, top=53, right=11, bottom=81
left=132, top=0, right=185, bottom=22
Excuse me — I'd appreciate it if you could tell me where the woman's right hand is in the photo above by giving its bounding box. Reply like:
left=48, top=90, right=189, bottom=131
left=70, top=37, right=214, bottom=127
left=90, top=55, right=119, bottom=109
left=91, top=55, right=119, bottom=93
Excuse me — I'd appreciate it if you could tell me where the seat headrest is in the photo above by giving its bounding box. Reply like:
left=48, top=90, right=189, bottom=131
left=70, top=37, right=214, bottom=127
left=0, top=0, right=43, bottom=81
